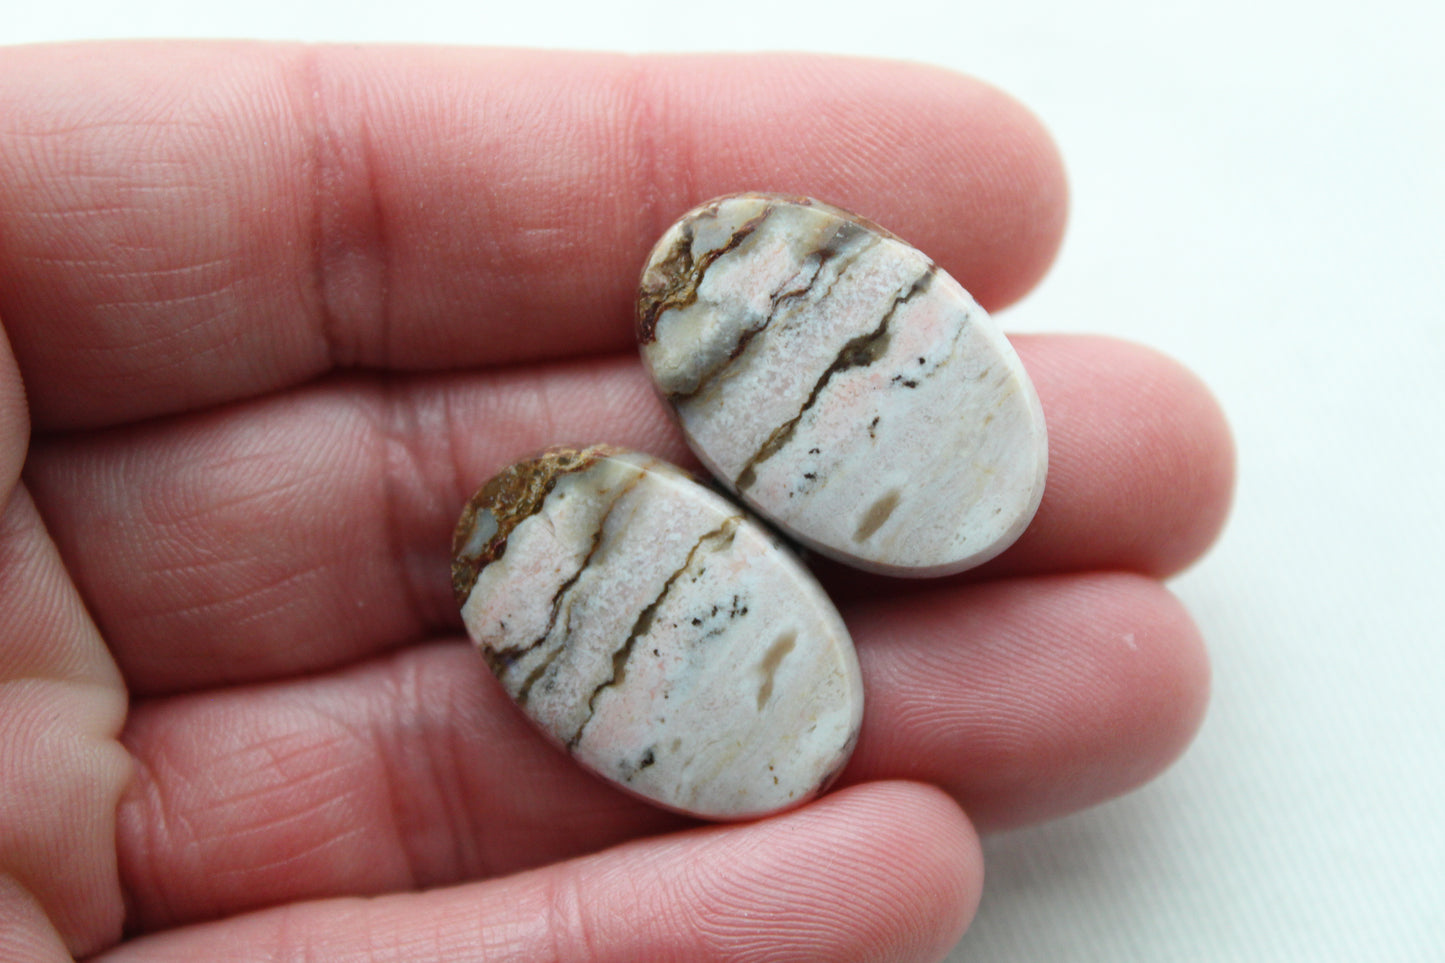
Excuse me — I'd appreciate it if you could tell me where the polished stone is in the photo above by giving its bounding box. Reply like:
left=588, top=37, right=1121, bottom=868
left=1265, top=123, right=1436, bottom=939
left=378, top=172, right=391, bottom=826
left=452, top=445, right=863, bottom=820
left=638, top=193, right=1048, bottom=577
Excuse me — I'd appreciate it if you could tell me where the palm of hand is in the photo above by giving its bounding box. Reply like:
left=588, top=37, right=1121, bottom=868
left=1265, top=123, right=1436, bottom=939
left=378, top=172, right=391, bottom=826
left=0, top=44, right=1231, bottom=963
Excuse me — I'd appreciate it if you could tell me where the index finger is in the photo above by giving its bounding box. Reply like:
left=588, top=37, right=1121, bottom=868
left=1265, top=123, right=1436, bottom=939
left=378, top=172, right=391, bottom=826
left=0, top=43, right=1066, bottom=430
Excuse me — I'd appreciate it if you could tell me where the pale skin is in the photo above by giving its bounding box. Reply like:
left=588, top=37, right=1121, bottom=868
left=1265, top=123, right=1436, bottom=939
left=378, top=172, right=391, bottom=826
left=0, top=44, right=1233, bottom=962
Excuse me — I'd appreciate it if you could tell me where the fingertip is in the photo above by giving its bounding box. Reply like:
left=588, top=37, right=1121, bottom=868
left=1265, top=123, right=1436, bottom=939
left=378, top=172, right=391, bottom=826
left=847, top=573, right=1213, bottom=831
left=1009, top=335, right=1236, bottom=577
left=701, top=782, right=982, bottom=962
left=837, top=781, right=984, bottom=958
left=1167, top=353, right=1238, bottom=570
left=1057, top=575, right=1212, bottom=804
left=892, top=66, right=1070, bottom=311
left=597, top=781, right=983, bottom=963
left=1113, top=340, right=1236, bottom=576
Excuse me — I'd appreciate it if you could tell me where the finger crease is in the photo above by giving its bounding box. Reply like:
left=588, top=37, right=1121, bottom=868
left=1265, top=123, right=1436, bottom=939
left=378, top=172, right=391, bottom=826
left=299, top=46, right=392, bottom=371
left=620, top=58, right=684, bottom=267
left=381, top=652, right=473, bottom=887
left=546, top=867, right=603, bottom=963
left=371, top=380, right=440, bottom=640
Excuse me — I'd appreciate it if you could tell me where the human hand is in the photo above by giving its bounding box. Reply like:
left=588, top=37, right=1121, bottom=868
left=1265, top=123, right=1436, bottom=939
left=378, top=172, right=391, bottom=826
left=0, top=44, right=1233, bottom=962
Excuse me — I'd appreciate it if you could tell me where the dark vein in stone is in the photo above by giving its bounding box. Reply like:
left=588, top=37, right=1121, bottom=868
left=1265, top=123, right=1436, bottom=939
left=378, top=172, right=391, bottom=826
left=735, top=267, right=936, bottom=492
left=636, top=205, right=772, bottom=344
left=514, top=645, right=562, bottom=707
left=487, top=469, right=645, bottom=690
left=668, top=223, right=875, bottom=403
left=908, top=302, right=975, bottom=386
left=451, top=444, right=615, bottom=605
left=567, top=515, right=742, bottom=750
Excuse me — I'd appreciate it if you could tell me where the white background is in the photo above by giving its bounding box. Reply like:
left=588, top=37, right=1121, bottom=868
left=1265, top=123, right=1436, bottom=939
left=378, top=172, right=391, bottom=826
left=8, top=2, right=1445, bottom=959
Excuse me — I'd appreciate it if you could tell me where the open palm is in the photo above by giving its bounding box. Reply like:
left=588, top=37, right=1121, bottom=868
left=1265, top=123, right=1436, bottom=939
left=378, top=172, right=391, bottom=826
left=0, top=44, right=1232, bottom=962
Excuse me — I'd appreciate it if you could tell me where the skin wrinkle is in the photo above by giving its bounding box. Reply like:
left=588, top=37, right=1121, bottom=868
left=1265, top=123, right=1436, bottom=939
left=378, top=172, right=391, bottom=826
left=434, top=680, right=494, bottom=885
left=148, top=465, right=313, bottom=532
left=546, top=867, right=603, bottom=963
left=194, top=751, right=354, bottom=832
left=621, top=58, right=680, bottom=272
left=198, top=826, right=372, bottom=890
left=94, top=256, right=237, bottom=284
left=300, top=44, right=352, bottom=373
left=378, top=650, right=460, bottom=890
left=373, top=379, right=440, bottom=643
left=182, top=719, right=382, bottom=913
left=125, top=668, right=399, bottom=929
left=116, top=729, right=180, bottom=931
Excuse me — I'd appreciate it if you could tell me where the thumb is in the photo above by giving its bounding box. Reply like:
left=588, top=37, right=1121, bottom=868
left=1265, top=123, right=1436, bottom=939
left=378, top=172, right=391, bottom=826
left=0, top=314, right=133, bottom=957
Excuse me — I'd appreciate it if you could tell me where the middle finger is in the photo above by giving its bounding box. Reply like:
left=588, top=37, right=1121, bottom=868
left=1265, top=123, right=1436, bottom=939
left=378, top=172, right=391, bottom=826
left=26, top=335, right=1230, bottom=695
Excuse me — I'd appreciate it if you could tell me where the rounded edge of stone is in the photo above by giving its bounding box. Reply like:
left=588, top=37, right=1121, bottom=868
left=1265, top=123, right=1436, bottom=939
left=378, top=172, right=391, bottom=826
left=865, top=356, right=1051, bottom=579
left=636, top=192, right=1051, bottom=580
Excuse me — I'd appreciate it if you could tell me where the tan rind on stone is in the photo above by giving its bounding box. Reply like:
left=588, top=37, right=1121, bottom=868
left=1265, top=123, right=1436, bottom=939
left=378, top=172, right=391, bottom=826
left=637, top=202, right=771, bottom=345
left=450, top=444, right=618, bottom=605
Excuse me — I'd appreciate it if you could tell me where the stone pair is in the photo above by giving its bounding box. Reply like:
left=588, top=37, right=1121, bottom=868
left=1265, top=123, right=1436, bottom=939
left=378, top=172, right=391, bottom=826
left=451, top=194, right=1048, bottom=820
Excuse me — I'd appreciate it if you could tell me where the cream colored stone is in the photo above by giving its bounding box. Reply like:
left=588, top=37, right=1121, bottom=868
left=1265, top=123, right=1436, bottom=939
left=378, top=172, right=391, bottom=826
left=452, top=446, right=863, bottom=820
left=638, top=194, right=1048, bottom=577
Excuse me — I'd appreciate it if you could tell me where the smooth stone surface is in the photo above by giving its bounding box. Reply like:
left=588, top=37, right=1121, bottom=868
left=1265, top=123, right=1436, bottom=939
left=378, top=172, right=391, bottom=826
left=637, top=193, right=1049, bottom=577
left=451, top=445, right=863, bottom=820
